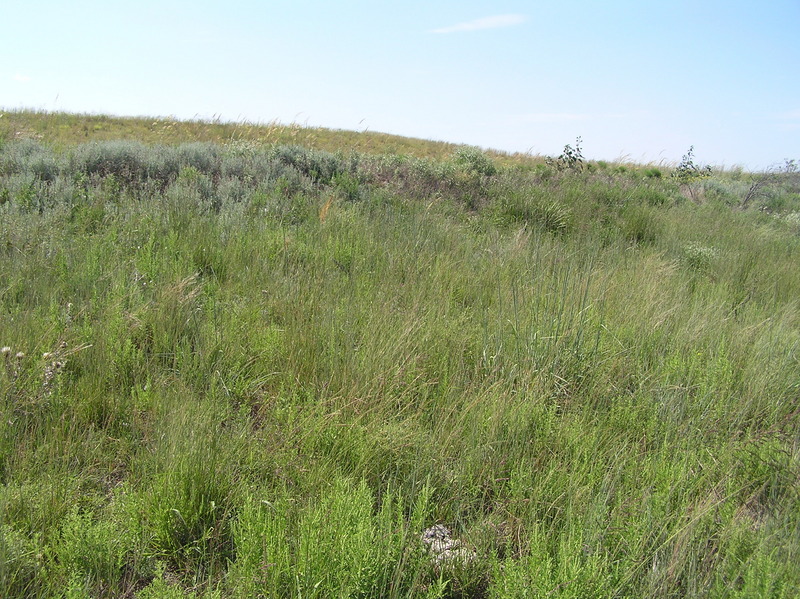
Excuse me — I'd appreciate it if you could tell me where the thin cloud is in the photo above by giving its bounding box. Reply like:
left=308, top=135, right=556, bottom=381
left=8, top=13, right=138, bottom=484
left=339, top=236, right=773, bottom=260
left=13, top=74, right=32, bottom=83
left=517, top=111, right=650, bottom=124
left=519, top=113, right=591, bottom=123
left=431, top=14, right=527, bottom=34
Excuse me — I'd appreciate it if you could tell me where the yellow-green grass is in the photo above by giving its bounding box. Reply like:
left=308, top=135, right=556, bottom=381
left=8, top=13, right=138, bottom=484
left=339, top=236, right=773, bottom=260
left=1, top=108, right=537, bottom=165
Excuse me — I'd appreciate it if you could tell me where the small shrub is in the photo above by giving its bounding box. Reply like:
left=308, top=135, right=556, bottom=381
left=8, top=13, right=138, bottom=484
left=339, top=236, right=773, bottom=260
left=132, top=569, right=189, bottom=599
left=332, top=170, right=363, bottom=202
left=452, top=146, right=497, bottom=177
left=176, top=166, right=215, bottom=206
left=69, top=196, right=106, bottom=234
left=144, top=146, right=182, bottom=185
left=548, top=136, right=585, bottom=172
left=673, top=146, right=712, bottom=201
left=51, top=509, right=131, bottom=593
left=175, top=142, right=221, bottom=178
left=269, top=145, right=344, bottom=185
left=71, top=141, right=149, bottom=185
left=230, top=479, right=425, bottom=597
left=0, top=140, right=59, bottom=180
left=15, top=180, right=41, bottom=213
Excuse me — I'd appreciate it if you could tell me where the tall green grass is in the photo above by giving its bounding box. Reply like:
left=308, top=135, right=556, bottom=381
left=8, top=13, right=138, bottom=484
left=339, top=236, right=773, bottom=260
left=0, top=137, right=798, bottom=597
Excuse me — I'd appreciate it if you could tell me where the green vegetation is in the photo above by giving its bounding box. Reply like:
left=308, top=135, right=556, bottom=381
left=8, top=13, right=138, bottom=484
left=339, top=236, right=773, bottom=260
left=1, top=111, right=799, bottom=598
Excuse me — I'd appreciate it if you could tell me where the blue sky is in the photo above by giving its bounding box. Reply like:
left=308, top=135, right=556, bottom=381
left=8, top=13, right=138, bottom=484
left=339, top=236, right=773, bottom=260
left=2, top=0, right=798, bottom=168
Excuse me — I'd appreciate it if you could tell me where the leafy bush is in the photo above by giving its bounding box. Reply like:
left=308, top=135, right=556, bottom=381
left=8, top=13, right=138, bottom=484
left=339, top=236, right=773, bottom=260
left=51, top=509, right=132, bottom=593
left=332, top=170, right=363, bottom=202
left=0, top=139, right=61, bottom=181
left=71, top=141, right=151, bottom=184
left=452, top=146, right=497, bottom=177
left=549, top=136, right=585, bottom=172
left=269, top=145, right=347, bottom=185
left=673, top=146, right=712, bottom=201
left=673, top=146, right=712, bottom=181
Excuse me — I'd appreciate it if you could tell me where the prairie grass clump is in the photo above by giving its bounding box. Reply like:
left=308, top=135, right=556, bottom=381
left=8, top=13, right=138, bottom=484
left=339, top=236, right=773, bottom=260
left=620, top=204, right=662, bottom=245
left=643, top=167, right=662, bottom=178
left=493, top=190, right=571, bottom=235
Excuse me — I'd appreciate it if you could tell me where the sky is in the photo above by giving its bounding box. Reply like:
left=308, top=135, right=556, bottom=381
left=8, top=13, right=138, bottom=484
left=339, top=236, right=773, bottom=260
left=2, top=0, right=798, bottom=169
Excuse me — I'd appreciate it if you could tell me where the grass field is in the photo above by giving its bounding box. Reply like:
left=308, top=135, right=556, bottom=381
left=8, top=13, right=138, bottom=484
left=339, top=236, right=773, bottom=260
left=1, top=110, right=799, bottom=598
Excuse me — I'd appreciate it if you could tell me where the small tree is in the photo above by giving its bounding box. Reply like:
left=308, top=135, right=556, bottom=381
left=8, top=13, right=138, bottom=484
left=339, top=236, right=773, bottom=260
left=547, top=137, right=585, bottom=172
left=673, top=146, right=711, bottom=202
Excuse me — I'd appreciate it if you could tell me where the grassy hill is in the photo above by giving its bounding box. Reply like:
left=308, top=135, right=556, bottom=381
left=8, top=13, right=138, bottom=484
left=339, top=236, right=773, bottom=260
left=1, top=111, right=799, bottom=598
left=1, top=109, right=478, bottom=162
